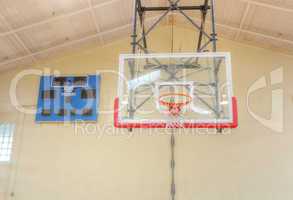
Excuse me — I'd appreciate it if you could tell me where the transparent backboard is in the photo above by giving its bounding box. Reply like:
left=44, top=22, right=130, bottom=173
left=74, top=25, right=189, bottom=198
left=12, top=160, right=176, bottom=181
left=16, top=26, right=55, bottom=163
left=115, top=52, right=236, bottom=128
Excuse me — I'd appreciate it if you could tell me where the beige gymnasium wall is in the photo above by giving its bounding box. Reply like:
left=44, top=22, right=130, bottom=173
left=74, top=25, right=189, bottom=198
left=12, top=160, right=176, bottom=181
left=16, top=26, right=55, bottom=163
left=0, top=26, right=293, bottom=200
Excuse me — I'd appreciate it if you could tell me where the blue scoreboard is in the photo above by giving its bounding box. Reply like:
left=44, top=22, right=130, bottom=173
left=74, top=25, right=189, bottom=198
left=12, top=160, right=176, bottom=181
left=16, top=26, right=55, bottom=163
left=36, top=75, right=100, bottom=122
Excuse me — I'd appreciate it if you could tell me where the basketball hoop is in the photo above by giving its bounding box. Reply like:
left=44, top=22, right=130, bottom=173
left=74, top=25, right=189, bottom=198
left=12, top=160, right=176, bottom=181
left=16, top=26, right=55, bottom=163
left=159, top=93, right=192, bottom=116
left=114, top=53, right=238, bottom=129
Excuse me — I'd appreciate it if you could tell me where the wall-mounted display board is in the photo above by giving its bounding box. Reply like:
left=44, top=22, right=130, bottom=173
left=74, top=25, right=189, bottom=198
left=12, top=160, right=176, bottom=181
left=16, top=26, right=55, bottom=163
left=36, top=75, right=100, bottom=122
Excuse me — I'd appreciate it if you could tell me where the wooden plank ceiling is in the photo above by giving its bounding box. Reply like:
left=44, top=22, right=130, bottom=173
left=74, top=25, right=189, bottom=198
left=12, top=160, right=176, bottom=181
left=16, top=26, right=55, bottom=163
left=0, top=0, right=292, bottom=71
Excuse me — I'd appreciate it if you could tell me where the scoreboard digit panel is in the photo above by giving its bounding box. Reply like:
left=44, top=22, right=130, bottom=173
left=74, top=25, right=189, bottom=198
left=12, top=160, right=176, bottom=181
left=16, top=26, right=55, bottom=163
left=36, top=75, right=100, bottom=122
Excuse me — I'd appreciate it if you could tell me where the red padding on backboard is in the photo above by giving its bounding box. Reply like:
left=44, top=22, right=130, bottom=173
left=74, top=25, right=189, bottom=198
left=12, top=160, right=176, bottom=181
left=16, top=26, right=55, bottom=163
left=114, top=97, right=238, bottom=129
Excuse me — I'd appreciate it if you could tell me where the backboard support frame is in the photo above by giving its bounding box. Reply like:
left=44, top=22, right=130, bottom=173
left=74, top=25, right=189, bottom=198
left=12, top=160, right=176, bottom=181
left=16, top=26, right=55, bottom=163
left=114, top=0, right=238, bottom=129
left=131, top=0, right=217, bottom=54
left=127, top=0, right=226, bottom=126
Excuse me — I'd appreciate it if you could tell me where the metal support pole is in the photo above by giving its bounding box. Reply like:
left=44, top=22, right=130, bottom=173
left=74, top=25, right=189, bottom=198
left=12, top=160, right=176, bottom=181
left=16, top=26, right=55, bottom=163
left=128, top=0, right=139, bottom=124
left=137, top=0, right=148, bottom=50
left=210, top=0, right=219, bottom=115
left=131, top=0, right=139, bottom=54
left=210, top=0, right=221, bottom=132
left=197, top=0, right=209, bottom=52
left=210, top=0, right=217, bottom=52
left=170, top=130, right=176, bottom=200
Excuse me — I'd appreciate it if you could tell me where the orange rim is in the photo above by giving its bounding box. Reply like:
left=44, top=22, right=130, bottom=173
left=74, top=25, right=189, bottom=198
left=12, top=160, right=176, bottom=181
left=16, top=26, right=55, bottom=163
left=159, top=93, right=192, bottom=109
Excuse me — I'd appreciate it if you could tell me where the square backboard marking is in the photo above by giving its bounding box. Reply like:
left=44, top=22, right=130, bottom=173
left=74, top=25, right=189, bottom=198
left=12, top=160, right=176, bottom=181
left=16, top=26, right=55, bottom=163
left=115, top=52, right=237, bottom=128
left=154, top=81, right=194, bottom=114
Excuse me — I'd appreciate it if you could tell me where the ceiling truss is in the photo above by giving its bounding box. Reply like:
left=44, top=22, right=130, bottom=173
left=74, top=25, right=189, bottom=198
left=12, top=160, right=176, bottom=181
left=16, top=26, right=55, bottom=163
left=0, top=0, right=292, bottom=70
